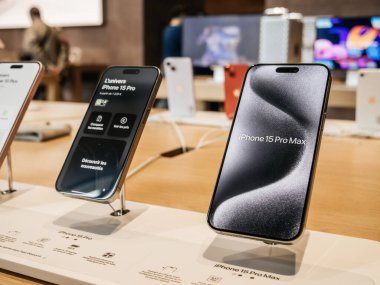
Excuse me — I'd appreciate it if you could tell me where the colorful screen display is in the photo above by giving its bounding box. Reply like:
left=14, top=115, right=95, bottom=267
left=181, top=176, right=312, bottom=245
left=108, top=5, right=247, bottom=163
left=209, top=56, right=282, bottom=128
left=314, top=17, right=380, bottom=70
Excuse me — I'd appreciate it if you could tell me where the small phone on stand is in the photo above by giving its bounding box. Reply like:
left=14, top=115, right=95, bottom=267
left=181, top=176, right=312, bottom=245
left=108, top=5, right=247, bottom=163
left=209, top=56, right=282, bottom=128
left=356, top=69, right=380, bottom=131
left=224, top=64, right=249, bottom=119
left=164, top=57, right=196, bottom=118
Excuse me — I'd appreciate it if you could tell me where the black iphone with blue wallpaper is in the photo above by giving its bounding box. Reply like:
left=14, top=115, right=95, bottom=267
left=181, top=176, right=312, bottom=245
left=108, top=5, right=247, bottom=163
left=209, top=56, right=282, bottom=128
left=208, top=64, right=331, bottom=244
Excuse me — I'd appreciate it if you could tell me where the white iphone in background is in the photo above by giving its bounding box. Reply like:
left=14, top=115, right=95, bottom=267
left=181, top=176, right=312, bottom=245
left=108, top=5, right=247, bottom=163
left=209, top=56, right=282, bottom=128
left=356, top=69, right=380, bottom=131
left=0, top=62, right=44, bottom=167
left=164, top=57, right=196, bottom=118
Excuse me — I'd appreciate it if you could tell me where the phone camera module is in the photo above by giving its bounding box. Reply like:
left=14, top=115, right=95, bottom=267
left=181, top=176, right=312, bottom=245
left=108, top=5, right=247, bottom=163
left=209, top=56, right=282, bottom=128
left=276, top=67, right=299, bottom=73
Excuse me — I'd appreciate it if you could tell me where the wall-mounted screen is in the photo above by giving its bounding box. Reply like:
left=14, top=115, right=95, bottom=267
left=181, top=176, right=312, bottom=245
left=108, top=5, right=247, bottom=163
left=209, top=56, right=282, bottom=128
left=0, top=0, right=103, bottom=29
left=314, top=16, right=380, bottom=70
left=182, top=15, right=261, bottom=72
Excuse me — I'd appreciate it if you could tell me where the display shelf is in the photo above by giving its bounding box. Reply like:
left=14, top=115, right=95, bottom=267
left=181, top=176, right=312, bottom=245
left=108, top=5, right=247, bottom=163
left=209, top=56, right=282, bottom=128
left=0, top=181, right=379, bottom=284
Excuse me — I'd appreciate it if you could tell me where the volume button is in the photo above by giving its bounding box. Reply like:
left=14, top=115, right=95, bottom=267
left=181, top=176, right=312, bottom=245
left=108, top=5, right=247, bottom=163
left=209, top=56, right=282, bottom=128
left=142, top=114, right=149, bottom=125
left=321, top=113, right=327, bottom=132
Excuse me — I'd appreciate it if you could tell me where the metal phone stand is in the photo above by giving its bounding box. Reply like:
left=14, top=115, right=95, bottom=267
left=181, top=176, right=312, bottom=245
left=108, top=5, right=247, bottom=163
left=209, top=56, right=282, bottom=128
left=1, top=150, right=16, bottom=195
left=108, top=184, right=129, bottom=216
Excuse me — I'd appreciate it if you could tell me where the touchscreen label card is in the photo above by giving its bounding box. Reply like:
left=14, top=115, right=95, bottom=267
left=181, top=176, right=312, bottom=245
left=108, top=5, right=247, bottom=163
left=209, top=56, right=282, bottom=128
left=60, top=137, right=126, bottom=196
left=84, top=112, right=111, bottom=135
left=108, top=113, right=136, bottom=137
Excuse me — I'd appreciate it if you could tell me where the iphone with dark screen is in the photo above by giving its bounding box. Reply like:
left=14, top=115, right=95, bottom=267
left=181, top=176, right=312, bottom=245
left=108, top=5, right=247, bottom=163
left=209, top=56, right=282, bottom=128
left=56, top=66, right=161, bottom=203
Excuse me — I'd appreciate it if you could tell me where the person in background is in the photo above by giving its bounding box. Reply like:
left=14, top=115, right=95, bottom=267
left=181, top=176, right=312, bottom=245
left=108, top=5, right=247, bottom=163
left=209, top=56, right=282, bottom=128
left=162, top=5, right=187, bottom=59
left=21, top=7, right=68, bottom=75
left=157, top=6, right=187, bottom=108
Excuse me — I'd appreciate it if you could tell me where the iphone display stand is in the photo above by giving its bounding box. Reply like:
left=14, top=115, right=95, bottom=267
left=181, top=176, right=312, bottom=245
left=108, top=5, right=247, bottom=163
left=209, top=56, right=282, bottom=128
left=0, top=150, right=16, bottom=195
left=108, top=184, right=130, bottom=216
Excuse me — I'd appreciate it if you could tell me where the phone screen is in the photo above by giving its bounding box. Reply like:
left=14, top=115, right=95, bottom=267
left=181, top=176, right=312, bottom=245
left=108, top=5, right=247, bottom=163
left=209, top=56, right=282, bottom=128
left=56, top=67, right=160, bottom=201
left=0, top=63, right=41, bottom=160
left=208, top=65, right=330, bottom=242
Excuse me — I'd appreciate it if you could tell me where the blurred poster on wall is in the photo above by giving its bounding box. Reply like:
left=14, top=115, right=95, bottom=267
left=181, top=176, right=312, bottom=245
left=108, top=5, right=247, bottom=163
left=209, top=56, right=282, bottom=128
left=0, top=0, right=103, bottom=29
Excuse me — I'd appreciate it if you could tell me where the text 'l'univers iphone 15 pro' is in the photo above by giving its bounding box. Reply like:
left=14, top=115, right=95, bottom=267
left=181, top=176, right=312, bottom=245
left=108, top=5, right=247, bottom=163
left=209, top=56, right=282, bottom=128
left=56, top=66, right=161, bottom=203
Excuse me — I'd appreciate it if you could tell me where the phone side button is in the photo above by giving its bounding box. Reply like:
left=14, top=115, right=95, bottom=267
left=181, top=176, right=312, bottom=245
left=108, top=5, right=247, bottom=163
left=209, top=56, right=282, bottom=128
left=142, top=114, right=149, bottom=125
left=321, top=113, right=327, bottom=132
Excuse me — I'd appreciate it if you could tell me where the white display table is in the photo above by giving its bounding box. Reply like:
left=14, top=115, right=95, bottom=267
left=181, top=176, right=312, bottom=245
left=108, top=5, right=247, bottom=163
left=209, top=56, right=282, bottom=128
left=0, top=181, right=379, bottom=285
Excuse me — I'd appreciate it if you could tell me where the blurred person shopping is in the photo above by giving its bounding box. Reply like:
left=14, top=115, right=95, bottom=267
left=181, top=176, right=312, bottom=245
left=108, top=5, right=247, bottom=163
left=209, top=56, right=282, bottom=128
left=21, top=7, right=68, bottom=75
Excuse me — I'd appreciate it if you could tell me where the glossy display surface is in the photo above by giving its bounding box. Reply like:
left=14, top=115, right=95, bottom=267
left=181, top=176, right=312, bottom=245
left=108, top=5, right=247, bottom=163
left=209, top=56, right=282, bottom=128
left=208, top=65, right=330, bottom=242
left=56, top=67, right=159, bottom=200
left=314, top=17, right=380, bottom=70
left=0, top=62, right=40, bottom=165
